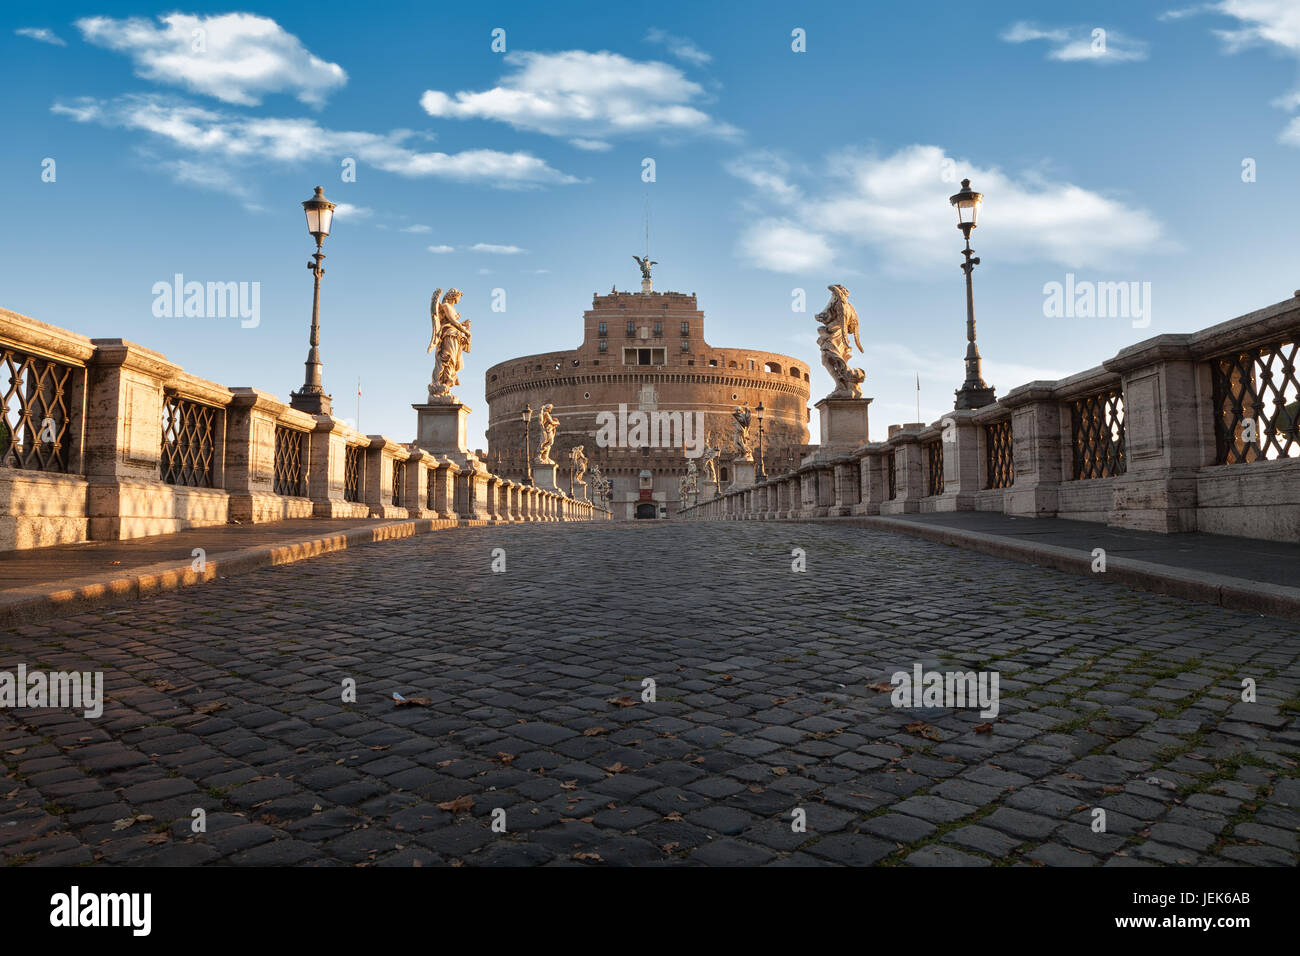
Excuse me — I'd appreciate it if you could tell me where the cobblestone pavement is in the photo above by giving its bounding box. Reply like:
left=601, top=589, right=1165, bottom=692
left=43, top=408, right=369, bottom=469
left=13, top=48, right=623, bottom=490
left=2, top=522, right=1297, bottom=867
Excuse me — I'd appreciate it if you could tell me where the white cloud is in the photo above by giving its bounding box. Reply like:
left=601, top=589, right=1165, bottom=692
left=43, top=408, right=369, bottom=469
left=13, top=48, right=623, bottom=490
left=570, top=138, right=613, bottom=152
left=470, top=243, right=526, bottom=254
left=51, top=94, right=581, bottom=193
left=725, top=152, right=801, bottom=203
left=1208, top=0, right=1300, bottom=52
left=1171, top=2, right=1300, bottom=143
left=419, top=50, right=739, bottom=146
left=76, top=13, right=346, bottom=106
left=1001, top=21, right=1149, bottom=63
left=737, top=219, right=834, bottom=273
left=728, top=144, right=1168, bottom=274
left=333, top=203, right=372, bottom=219
left=16, top=27, right=66, bottom=46
left=428, top=245, right=455, bottom=254
left=400, top=224, right=431, bottom=233
left=645, top=28, right=712, bottom=66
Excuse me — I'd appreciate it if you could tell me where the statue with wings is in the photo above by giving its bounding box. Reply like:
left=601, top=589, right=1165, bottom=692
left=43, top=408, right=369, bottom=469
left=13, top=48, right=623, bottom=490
left=815, top=284, right=866, bottom=399
left=632, top=255, right=658, bottom=282
left=427, top=288, right=471, bottom=401
left=731, top=405, right=753, bottom=461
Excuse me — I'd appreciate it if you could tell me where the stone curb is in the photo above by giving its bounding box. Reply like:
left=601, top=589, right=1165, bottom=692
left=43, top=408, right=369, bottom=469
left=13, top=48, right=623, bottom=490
left=0, top=517, right=485, bottom=629
left=792, top=515, right=1300, bottom=621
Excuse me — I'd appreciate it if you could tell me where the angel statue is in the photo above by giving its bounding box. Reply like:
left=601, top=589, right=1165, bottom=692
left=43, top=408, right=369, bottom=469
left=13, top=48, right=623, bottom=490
left=731, top=405, right=753, bottom=461
left=426, top=288, right=471, bottom=401
left=632, top=254, right=658, bottom=282
left=590, top=463, right=608, bottom=506
left=570, top=445, right=588, bottom=496
left=815, top=284, right=865, bottom=399
left=700, top=433, right=720, bottom=486
left=678, top=473, right=690, bottom=503
left=685, top=458, right=699, bottom=497
left=536, top=403, right=559, bottom=465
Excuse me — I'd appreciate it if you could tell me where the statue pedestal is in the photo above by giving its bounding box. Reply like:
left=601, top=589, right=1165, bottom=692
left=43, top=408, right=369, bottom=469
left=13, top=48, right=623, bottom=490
left=816, top=397, right=872, bottom=452
left=640, top=279, right=652, bottom=293
left=728, top=459, right=756, bottom=490
left=534, top=461, right=561, bottom=493
left=701, top=480, right=719, bottom=500
left=414, top=400, right=471, bottom=456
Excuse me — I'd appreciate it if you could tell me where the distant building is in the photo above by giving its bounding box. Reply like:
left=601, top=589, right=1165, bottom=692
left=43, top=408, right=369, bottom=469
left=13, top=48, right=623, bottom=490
left=485, top=282, right=811, bottom=518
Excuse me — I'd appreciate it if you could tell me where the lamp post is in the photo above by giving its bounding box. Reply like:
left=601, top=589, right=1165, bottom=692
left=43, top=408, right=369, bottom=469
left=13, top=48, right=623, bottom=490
left=949, top=179, right=996, bottom=410
left=522, top=404, right=533, bottom=485
left=291, top=186, right=337, bottom=415
left=755, top=401, right=766, bottom=479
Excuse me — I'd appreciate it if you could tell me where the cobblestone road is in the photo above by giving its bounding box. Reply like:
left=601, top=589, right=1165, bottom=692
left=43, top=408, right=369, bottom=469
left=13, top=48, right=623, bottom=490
left=2, top=522, right=1297, bottom=866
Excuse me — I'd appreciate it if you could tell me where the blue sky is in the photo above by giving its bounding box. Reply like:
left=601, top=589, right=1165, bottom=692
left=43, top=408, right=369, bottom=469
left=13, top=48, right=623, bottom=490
left=4, top=1, right=1300, bottom=444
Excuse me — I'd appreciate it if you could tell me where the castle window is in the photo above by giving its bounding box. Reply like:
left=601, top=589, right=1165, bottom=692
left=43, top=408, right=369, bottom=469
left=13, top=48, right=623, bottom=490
left=598, top=321, right=607, bottom=336
left=626, top=320, right=635, bottom=336
left=765, top=361, right=780, bottom=373
left=680, top=340, right=689, bottom=351
left=598, top=340, right=607, bottom=352
left=720, top=467, right=729, bottom=482
left=790, top=366, right=800, bottom=377
left=680, top=321, right=689, bottom=336
left=654, top=321, right=663, bottom=336
left=708, top=359, right=718, bottom=367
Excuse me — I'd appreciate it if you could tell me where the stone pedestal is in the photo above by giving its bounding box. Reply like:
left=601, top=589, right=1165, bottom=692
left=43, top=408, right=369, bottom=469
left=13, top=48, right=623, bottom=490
left=413, top=400, right=471, bottom=457
left=701, top=479, right=719, bottom=500
left=729, top=459, right=756, bottom=490
left=534, top=461, right=561, bottom=493
left=816, top=396, right=872, bottom=452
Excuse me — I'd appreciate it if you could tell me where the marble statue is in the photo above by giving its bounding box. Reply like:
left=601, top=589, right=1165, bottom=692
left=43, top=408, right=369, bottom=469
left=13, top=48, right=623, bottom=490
left=570, top=445, right=588, bottom=494
left=427, top=288, right=471, bottom=401
left=701, top=434, right=720, bottom=485
left=815, top=284, right=865, bottom=399
left=536, top=403, right=559, bottom=465
left=731, top=405, right=753, bottom=461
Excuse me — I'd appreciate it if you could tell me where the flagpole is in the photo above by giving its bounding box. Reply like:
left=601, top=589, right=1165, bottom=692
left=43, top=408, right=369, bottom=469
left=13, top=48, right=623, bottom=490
left=356, top=377, right=361, bottom=434
left=916, top=373, right=920, bottom=423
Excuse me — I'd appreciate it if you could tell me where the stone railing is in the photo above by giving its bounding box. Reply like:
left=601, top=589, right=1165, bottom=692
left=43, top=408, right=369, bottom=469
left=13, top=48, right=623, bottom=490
left=680, top=294, right=1300, bottom=543
left=0, top=308, right=608, bottom=551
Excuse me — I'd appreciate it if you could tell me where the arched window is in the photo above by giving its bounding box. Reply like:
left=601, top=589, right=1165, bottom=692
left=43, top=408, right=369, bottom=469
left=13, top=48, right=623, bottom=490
left=765, top=361, right=780, bottom=373
left=789, top=366, right=800, bottom=377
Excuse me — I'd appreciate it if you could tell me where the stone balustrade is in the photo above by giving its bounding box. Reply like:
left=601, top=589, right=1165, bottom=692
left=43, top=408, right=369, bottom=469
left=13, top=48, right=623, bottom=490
left=0, top=307, right=608, bottom=551
left=680, top=294, right=1300, bottom=543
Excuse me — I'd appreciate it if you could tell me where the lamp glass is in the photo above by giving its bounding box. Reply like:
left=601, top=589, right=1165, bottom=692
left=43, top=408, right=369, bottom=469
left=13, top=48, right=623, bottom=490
left=302, top=187, right=335, bottom=238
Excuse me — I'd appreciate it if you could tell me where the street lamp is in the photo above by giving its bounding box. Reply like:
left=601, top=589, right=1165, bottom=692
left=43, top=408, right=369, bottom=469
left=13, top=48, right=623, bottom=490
left=522, top=404, right=534, bottom=485
left=949, top=178, right=996, bottom=410
left=291, top=186, right=337, bottom=415
left=755, top=401, right=766, bottom=479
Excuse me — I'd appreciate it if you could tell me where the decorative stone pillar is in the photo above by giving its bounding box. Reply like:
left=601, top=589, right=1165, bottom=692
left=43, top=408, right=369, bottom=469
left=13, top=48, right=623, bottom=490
left=226, top=388, right=314, bottom=523
left=880, top=427, right=925, bottom=514
left=854, top=448, right=887, bottom=516
left=832, top=455, right=860, bottom=516
left=1000, top=384, right=1063, bottom=519
left=1104, top=337, right=1203, bottom=532
left=429, top=457, right=459, bottom=519
left=364, top=436, right=409, bottom=519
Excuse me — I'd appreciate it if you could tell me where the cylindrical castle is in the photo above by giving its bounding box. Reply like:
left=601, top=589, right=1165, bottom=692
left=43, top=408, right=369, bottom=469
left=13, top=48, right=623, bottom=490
left=485, top=283, right=811, bottom=518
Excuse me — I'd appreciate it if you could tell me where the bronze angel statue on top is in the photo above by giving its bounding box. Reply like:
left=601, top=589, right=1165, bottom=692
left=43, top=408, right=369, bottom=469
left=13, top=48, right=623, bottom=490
left=427, top=288, right=471, bottom=401
left=632, top=255, right=658, bottom=282
left=815, top=284, right=865, bottom=399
